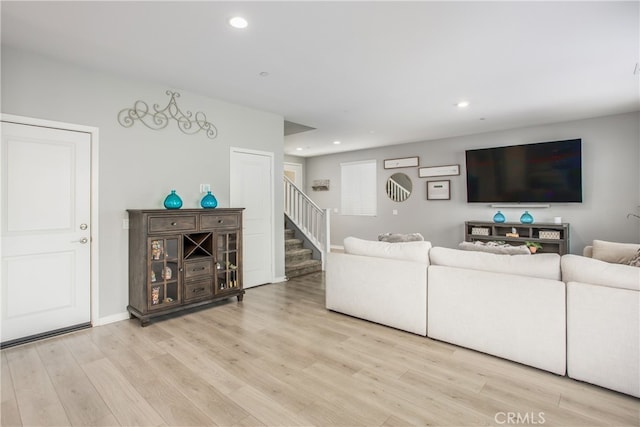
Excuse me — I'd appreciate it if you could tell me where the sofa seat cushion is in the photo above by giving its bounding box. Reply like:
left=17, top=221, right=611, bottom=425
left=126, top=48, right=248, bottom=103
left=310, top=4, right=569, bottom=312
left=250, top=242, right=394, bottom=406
left=429, top=247, right=561, bottom=281
left=561, top=254, right=640, bottom=291
left=592, top=240, right=640, bottom=265
left=343, top=237, right=431, bottom=264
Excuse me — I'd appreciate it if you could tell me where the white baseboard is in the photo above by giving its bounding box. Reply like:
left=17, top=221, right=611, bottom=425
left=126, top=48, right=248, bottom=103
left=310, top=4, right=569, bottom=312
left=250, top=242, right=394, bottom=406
left=95, top=311, right=130, bottom=326
left=272, top=276, right=287, bottom=283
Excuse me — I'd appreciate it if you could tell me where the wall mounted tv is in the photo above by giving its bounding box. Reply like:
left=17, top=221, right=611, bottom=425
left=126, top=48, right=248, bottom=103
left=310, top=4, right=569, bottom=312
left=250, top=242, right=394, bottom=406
left=465, top=139, right=583, bottom=203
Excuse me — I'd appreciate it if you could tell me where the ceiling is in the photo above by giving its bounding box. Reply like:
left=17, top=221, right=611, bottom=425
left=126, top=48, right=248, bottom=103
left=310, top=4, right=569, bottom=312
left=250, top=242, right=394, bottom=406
left=1, top=1, right=638, bottom=157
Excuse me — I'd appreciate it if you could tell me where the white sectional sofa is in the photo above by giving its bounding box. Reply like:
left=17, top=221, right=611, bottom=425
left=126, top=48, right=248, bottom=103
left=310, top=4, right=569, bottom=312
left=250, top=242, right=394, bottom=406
left=326, top=237, right=640, bottom=397
left=326, top=237, right=431, bottom=336
left=562, top=252, right=640, bottom=398
left=427, top=247, right=566, bottom=375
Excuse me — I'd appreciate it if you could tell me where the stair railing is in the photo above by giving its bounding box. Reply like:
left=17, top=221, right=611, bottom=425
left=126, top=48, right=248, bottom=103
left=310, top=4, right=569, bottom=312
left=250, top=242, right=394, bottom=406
left=284, top=176, right=330, bottom=269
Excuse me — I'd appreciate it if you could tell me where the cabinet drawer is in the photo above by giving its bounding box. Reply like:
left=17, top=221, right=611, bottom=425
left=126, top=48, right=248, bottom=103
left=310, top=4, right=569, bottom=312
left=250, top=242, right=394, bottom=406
left=183, top=279, right=213, bottom=302
left=200, top=214, right=239, bottom=229
left=148, top=215, right=197, bottom=233
left=184, top=259, right=213, bottom=279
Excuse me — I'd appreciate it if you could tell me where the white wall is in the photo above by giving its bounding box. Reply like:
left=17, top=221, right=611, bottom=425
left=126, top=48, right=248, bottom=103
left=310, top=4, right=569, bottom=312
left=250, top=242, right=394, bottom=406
left=306, top=112, right=640, bottom=253
left=1, top=47, right=285, bottom=321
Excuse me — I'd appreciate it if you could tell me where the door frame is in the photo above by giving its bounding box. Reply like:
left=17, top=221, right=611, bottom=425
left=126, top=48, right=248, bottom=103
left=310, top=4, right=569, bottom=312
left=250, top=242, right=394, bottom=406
left=229, top=147, right=275, bottom=284
left=0, top=113, right=100, bottom=325
left=284, top=161, right=304, bottom=189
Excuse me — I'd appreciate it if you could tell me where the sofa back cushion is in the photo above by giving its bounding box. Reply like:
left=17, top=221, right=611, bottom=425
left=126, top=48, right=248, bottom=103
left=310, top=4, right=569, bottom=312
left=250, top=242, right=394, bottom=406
left=343, top=237, right=431, bottom=264
left=562, top=254, right=640, bottom=291
left=592, top=240, right=640, bottom=265
left=429, top=247, right=561, bottom=280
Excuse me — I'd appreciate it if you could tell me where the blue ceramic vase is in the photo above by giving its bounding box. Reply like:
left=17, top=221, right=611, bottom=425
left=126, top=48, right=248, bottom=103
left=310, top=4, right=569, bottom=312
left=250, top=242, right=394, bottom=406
left=493, top=211, right=506, bottom=223
left=200, top=191, right=218, bottom=209
left=163, top=190, right=183, bottom=209
left=520, top=211, right=534, bottom=224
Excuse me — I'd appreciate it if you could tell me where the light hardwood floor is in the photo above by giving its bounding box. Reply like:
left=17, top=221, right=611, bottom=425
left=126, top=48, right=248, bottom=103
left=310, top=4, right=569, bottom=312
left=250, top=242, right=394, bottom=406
left=2, top=272, right=638, bottom=426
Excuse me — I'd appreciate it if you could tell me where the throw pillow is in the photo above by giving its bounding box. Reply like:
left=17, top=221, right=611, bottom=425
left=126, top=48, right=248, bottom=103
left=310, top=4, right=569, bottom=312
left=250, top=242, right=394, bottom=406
left=344, top=237, right=431, bottom=264
left=458, top=241, right=531, bottom=255
left=628, top=249, right=640, bottom=267
left=592, top=240, right=640, bottom=265
left=378, top=232, right=424, bottom=243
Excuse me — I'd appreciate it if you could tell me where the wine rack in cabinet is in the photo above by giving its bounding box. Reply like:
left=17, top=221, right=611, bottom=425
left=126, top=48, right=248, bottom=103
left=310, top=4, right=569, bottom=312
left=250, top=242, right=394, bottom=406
left=127, top=208, right=244, bottom=326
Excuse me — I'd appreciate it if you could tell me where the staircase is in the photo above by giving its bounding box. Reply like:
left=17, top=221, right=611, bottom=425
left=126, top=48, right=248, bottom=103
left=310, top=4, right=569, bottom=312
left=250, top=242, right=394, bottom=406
left=283, top=175, right=330, bottom=279
left=285, top=227, right=322, bottom=278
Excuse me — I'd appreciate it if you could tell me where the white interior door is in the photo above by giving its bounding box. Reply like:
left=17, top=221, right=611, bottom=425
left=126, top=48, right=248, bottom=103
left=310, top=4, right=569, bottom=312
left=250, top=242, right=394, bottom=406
left=230, top=148, right=274, bottom=288
left=1, top=122, right=92, bottom=344
left=284, top=162, right=304, bottom=189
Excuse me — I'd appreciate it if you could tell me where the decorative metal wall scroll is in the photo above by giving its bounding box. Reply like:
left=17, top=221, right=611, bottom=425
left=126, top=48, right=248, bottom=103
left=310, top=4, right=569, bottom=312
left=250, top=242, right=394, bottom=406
left=118, top=90, right=218, bottom=139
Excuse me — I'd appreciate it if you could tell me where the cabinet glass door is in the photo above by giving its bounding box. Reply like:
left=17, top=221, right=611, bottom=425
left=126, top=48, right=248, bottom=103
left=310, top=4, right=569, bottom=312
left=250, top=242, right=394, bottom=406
left=148, top=237, right=180, bottom=309
left=215, top=232, right=239, bottom=293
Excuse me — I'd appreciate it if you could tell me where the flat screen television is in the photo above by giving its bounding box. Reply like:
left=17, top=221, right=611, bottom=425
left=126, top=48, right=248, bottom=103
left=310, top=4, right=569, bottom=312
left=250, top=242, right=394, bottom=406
left=465, top=139, right=582, bottom=203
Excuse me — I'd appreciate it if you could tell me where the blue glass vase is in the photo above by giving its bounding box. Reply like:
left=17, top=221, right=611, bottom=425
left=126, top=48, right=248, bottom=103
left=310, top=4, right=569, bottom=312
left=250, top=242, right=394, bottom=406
left=200, top=191, right=218, bottom=209
left=163, top=190, right=183, bottom=209
left=520, top=211, right=534, bottom=224
left=493, top=211, right=506, bottom=223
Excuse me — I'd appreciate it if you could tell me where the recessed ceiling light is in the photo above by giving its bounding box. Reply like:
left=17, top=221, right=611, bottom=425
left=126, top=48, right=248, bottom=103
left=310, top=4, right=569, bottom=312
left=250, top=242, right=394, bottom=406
left=295, top=147, right=303, bottom=151
left=229, top=16, right=248, bottom=29
left=259, top=71, right=270, bottom=77
left=333, top=140, right=341, bottom=145
left=457, top=101, right=470, bottom=108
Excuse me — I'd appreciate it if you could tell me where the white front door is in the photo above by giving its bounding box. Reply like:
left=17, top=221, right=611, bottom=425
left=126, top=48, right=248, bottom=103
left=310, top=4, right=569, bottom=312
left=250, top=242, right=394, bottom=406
left=230, top=148, right=274, bottom=288
left=1, top=122, right=92, bottom=344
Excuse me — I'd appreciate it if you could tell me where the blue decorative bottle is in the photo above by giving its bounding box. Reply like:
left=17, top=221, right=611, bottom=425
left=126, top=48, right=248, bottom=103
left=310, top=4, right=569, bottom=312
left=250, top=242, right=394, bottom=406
left=200, top=191, right=218, bottom=209
left=520, top=211, right=534, bottom=224
left=163, top=190, right=183, bottom=209
left=493, top=211, right=506, bottom=223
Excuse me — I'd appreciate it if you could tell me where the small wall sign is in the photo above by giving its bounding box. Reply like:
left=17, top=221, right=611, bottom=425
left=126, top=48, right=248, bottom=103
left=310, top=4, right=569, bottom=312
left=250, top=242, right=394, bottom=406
left=419, top=164, right=460, bottom=178
left=384, top=156, right=419, bottom=169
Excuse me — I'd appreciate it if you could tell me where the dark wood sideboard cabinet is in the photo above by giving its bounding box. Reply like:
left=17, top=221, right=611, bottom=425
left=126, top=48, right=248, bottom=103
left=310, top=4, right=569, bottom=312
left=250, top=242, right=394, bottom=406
left=127, top=208, right=244, bottom=326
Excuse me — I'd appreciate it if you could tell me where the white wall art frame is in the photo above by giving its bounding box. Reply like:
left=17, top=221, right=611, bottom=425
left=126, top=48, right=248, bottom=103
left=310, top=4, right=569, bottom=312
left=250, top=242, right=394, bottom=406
left=384, top=156, right=419, bottom=169
left=427, top=180, right=451, bottom=200
left=419, top=164, right=460, bottom=178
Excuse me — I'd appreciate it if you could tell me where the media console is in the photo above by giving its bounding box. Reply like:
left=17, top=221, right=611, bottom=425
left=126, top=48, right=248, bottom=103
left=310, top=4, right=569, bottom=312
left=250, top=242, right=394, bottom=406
left=465, top=221, right=570, bottom=255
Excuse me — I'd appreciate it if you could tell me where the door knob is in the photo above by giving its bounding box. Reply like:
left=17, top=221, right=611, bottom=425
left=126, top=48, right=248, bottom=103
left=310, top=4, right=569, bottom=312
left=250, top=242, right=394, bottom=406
left=76, top=237, right=89, bottom=244
left=80, top=223, right=88, bottom=230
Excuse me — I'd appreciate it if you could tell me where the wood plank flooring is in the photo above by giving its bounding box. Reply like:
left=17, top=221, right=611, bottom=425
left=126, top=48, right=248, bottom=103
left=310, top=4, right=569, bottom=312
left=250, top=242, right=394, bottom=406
left=2, top=272, right=638, bottom=426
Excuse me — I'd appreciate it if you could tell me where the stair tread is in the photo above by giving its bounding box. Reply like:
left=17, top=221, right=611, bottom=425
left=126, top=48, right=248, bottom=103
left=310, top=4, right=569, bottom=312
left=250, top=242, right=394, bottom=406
left=284, top=222, right=321, bottom=279
left=285, top=259, right=322, bottom=268
left=286, top=248, right=312, bottom=255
